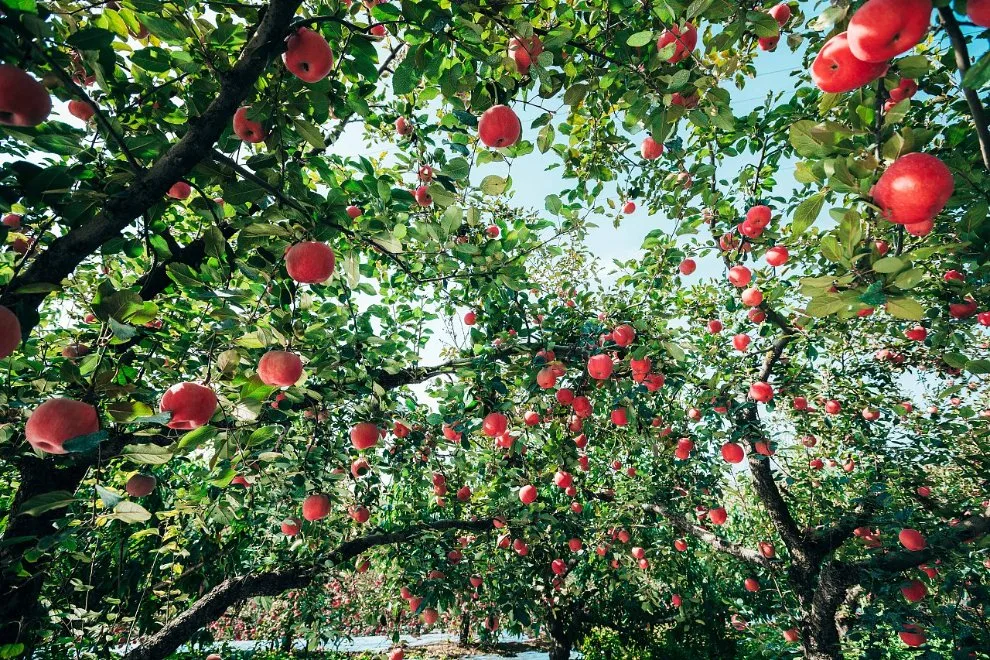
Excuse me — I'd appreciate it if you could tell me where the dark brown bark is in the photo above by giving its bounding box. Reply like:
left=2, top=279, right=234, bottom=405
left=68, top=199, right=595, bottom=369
left=459, top=610, right=471, bottom=647
left=121, top=519, right=494, bottom=660
left=938, top=7, right=990, bottom=170
left=0, top=0, right=304, bottom=338
left=546, top=607, right=574, bottom=660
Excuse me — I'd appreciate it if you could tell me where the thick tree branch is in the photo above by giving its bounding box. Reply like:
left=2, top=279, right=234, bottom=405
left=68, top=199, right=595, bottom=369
left=120, top=518, right=494, bottom=660
left=644, top=503, right=775, bottom=569
left=938, top=7, right=990, bottom=170
left=1, top=0, right=304, bottom=337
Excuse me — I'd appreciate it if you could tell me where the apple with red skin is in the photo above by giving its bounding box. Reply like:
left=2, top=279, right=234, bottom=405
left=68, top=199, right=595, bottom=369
left=758, top=35, right=779, bottom=51
left=257, top=350, right=303, bottom=387
left=765, top=246, right=788, bottom=267
left=612, top=324, right=635, bottom=347
left=478, top=105, right=521, bottom=148
left=847, top=0, right=931, bottom=63
left=414, top=185, right=432, bottom=207
left=873, top=153, right=953, bottom=226
left=463, top=311, right=476, bottom=326
left=622, top=201, right=635, bottom=214
left=679, top=258, right=696, bottom=275
left=556, top=388, right=575, bottom=405
left=486, top=225, right=500, bottom=238
left=656, top=22, right=697, bottom=63
left=768, top=3, right=791, bottom=26
left=572, top=396, right=592, bottom=418
left=640, top=136, right=663, bottom=160
left=587, top=354, right=613, bottom=380
left=674, top=538, right=687, bottom=552
left=524, top=410, right=540, bottom=426
left=160, top=382, right=217, bottom=430
left=889, top=78, right=919, bottom=103
left=728, top=265, right=751, bottom=288
left=0, top=305, right=21, bottom=360
left=61, top=343, right=89, bottom=359
left=709, top=507, right=727, bottom=525
left=749, top=381, right=773, bottom=402
left=519, top=484, right=538, bottom=504
left=746, top=205, right=772, bottom=228
left=508, top=35, right=543, bottom=75
left=24, top=398, right=99, bottom=454
left=346, top=205, right=362, bottom=219
left=2, top=213, right=21, bottom=229
left=68, top=99, right=95, bottom=122
left=349, top=504, right=370, bottom=523
left=758, top=541, right=775, bottom=558
left=388, top=650, right=404, bottom=660
left=905, top=325, right=927, bottom=341
left=744, top=577, right=760, bottom=592
left=233, top=106, right=266, bottom=143
left=811, top=32, right=888, bottom=93
left=351, top=422, right=379, bottom=450
left=350, top=457, right=370, bottom=479
left=283, top=28, right=334, bottom=82
left=898, top=624, right=926, bottom=647
left=741, top=287, right=763, bottom=307
left=482, top=412, right=508, bottom=437
left=395, top=116, right=412, bottom=136
left=422, top=608, right=439, bottom=625
left=285, top=241, right=335, bottom=283
left=782, top=629, right=799, bottom=643
left=732, top=334, right=751, bottom=351
left=370, top=24, right=386, bottom=37
left=168, top=181, right=191, bottom=200
left=970, top=0, right=990, bottom=27
left=901, top=579, right=927, bottom=603
left=898, top=528, right=926, bottom=551
left=721, top=442, right=744, bottom=463
left=610, top=408, right=628, bottom=426
left=706, top=319, right=723, bottom=334
left=0, top=65, right=52, bottom=126
left=671, top=92, right=700, bottom=108
left=418, top=165, right=433, bottom=182
left=125, top=474, right=157, bottom=497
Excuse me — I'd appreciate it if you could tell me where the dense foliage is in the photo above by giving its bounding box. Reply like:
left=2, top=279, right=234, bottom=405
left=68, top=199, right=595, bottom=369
left=1, top=0, right=990, bottom=659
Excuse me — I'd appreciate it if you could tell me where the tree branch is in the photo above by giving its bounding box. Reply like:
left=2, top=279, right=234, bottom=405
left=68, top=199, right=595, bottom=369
left=120, top=518, right=494, bottom=660
left=938, top=7, right=990, bottom=170
left=644, top=503, right=775, bottom=569
left=1, top=0, right=304, bottom=337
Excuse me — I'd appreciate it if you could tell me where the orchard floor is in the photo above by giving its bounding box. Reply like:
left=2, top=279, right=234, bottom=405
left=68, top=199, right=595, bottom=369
left=188, top=634, right=578, bottom=658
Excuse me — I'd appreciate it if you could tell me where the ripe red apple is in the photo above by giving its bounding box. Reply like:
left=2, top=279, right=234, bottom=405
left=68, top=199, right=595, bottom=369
left=478, top=104, right=521, bottom=148
left=640, top=136, right=663, bottom=160
left=824, top=399, right=841, bottom=414
left=970, top=0, right=990, bottom=27
left=523, top=410, right=540, bottom=426
left=732, top=333, right=751, bottom=352
left=622, top=201, right=635, bottom=214
left=0, top=65, right=52, bottom=126
left=709, top=507, right=727, bottom=525
left=721, top=442, right=744, bottom=463
left=556, top=388, right=575, bottom=405
left=482, top=412, right=508, bottom=437
left=744, top=577, right=760, bottom=592
left=656, top=22, right=697, bottom=63
left=519, top=484, right=538, bottom=504
left=898, top=528, right=926, bottom=551
left=167, top=181, right=191, bottom=200
left=847, top=0, right=931, bottom=63
left=508, top=34, right=543, bottom=75
left=0, top=305, right=21, bottom=360
left=741, top=287, right=763, bottom=307
left=570, top=501, right=583, bottom=513
left=257, top=350, right=302, bottom=387
left=889, top=78, right=919, bottom=103
left=587, top=354, right=613, bottom=380
left=916, top=485, right=930, bottom=497
left=395, top=116, right=413, bottom=136
left=233, top=106, right=267, bottom=143
left=536, top=366, right=557, bottom=389
left=674, top=538, right=687, bottom=552
left=748, top=308, right=766, bottom=323
left=811, top=32, right=889, bottom=93
left=765, top=246, right=789, bottom=267
left=758, top=541, right=775, bottom=558
left=612, top=324, right=635, bottom=347
left=610, top=407, right=628, bottom=426
left=873, top=153, right=953, bottom=226
left=125, top=473, right=157, bottom=497
left=679, top=258, right=696, bottom=275
left=809, top=458, right=824, bottom=470
left=413, top=185, right=432, bottom=207
left=350, top=422, right=379, bottom=450
left=904, top=325, right=927, bottom=342
left=728, top=265, right=751, bottom=288
left=285, top=241, right=335, bottom=283
left=706, top=319, right=723, bottom=334
left=418, top=164, right=433, bottom=181
left=345, top=205, right=362, bottom=219
left=160, top=382, right=217, bottom=429
left=572, top=396, right=592, bottom=418
left=783, top=628, right=799, bottom=643
left=485, top=225, right=500, bottom=238
left=388, top=650, right=404, bottom=660
left=901, top=579, right=927, bottom=603
left=349, top=504, right=370, bottom=523
left=758, top=35, right=779, bottom=51
left=769, top=3, right=791, bottom=26
left=671, top=92, right=700, bottom=108
left=749, top=381, right=773, bottom=402
left=283, top=28, right=334, bottom=83
left=370, top=24, right=386, bottom=37
left=25, top=398, right=100, bottom=454
left=2, top=213, right=21, bottom=228
left=281, top=517, right=301, bottom=536
left=421, top=608, right=439, bottom=625
left=68, top=99, right=95, bottom=122
left=898, top=624, right=926, bottom=647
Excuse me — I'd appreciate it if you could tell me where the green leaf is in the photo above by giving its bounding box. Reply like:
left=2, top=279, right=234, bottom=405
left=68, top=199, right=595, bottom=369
left=291, top=118, right=325, bottom=149
left=112, top=501, right=152, bottom=523
left=963, top=51, right=990, bottom=89
left=19, top=491, right=76, bottom=516
left=966, top=359, right=990, bottom=374
left=791, top=193, right=825, bottom=235
left=63, top=430, right=109, bottom=453
left=96, top=484, right=122, bottom=509
left=121, top=443, right=174, bottom=465
left=1, top=0, right=37, bottom=12
left=67, top=27, right=116, bottom=50
left=537, top=123, right=555, bottom=154
left=480, top=175, right=507, bottom=196
left=136, top=14, right=189, bottom=42
left=441, top=157, right=470, bottom=180
left=392, top=59, right=418, bottom=95
left=178, top=425, right=218, bottom=450
left=746, top=11, right=780, bottom=38
left=563, top=83, right=589, bottom=106
left=885, top=297, right=924, bottom=320
left=892, top=268, right=924, bottom=289
left=872, top=256, right=905, bottom=274
left=943, top=352, right=969, bottom=369
left=626, top=31, right=654, bottom=47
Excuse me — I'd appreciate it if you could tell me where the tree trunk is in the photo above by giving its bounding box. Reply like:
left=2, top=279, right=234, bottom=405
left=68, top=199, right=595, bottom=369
left=796, top=562, right=847, bottom=660
left=0, top=458, right=89, bottom=652
left=459, top=610, right=471, bottom=647
left=546, top=609, right=573, bottom=660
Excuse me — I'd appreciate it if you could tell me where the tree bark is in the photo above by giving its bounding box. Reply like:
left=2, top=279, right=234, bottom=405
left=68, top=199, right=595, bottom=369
left=546, top=607, right=575, bottom=660
left=121, top=518, right=494, bottom=660
left=459, top=610, right=471, bottom=647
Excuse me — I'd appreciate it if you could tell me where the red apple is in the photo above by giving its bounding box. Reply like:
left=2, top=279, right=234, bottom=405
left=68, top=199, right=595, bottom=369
left=904, top=325, right=927, bottom=342
left=25, top=398, right=100, bottom=454
left=350, top=422, right=379, bottom=450
left=349, top=504, right=370, bottom=523
left=478, top=104, right=521, bottom=148
left=257, top=350, right=303, bottom=387
left=285, top=241, right=335, bottom=283
left=847, top=0, right=931, bottom=63
left=873, top=153, right=953, bottom=226
left=281, top=517, right=302, bottom=536
left=759, top=541, right=775, bottom=558
left=811, top=32, right=888, bottom=93
left=2, top=213, right=21, bottom=229
left=587, top=354, right=613, bottom=380
left=656, top=22, right=697, bottom=63
left=395, top=116, right=413, bottom=136
left=970, top=0, right=990, bottom=27
left=744, top=577, right=760, bottom=592
left=233, top=106, right=267, bottom=143
left=765, top=246, right=789, bottom=267
left=508, top=35, right=543, bottom=75
left=728, top=265, right=751, bottom=288
left=679, top=258, right=696, bottom=275
left=523, top=410, right=540, bottom=426
left=0, top=65, right=52, bottom=126
left=612, top=324, right=635, bottom=347
left=769, top=3, right=791, bottom=26
left=674, top=538, right=688, bottom=552
left=0, top=305, right=21, bottom=360
left=167, top=181, right=191, bottom=200
left=749, top=381, right=773, bottom=402
left=519, top=484, right=538, bottom=504
left=413, top=185, right=432, bottom=207
left=898, top=528, right=926, bottom=551
left=160, top=382, right=217, bottom=430
left=68, top=99, right=95, bottom=122
left=898, top=623, right=926, bottom=647
left=622, top=201, right=636, bottom=214
left=709, top=507, right=727, bottom=525
left=901, top=579, right=927, bottom=603
left=125, top=474, right=157, bottom=497
left=783, top=628, right=799, bottom=643
left=732, top=333, right=751, bottom=351
left=283, top=28, right=334, bottom=83
left=640, top=136, right=663, bottom=160
left=482, top=412, right=508, bottom=437
left=721, top=442, right=744, bottom=463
